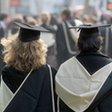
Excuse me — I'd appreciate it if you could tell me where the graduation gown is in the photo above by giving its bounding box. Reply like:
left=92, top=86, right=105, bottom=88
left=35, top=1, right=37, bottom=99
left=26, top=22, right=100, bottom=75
left=56, top=19, right=82, bottom=67
left=0, top=27, right=5, bottom=38
left=1, top=64, right=57, bottom=112
left=40, top=24, right=58, bottom=69
left=56, top=52, right=112, bottom=112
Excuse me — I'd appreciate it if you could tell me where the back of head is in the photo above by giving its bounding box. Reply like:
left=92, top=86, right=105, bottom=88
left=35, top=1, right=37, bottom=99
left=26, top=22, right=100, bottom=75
left=1, top=35, right=47, bottom=72
left=78, top=33, right=103, bottom=53
left=41, top=12, right=51, bottom=24
left=26, top=16, right=37, bottom=25
left=1, top=22, right=48, bottom=72
left=69, top=24, right=111, bottom=53
left=77, top=25, right=104, bottom=52
left=61, top=9, right=71, bottom=21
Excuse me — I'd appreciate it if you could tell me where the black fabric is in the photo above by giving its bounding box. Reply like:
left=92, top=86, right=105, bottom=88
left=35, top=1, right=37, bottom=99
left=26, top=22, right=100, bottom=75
left=2, top=66, right=27, bottom=93
left=19, top=28, right=40, bottom=42
left=0, top=44, right=5, bottom=82
left=78, top=25, right=99, bottom=38
left=100, top=27, right=112, bottom=58
left=0, top=27, right=5, bottom=38
left=41, top=24, right=56, bottom=33
left=76, top=51, right=112, bottom=75
left=59, top=52, right=112, bottom=112
left=2, top=65, right=57, bottom=112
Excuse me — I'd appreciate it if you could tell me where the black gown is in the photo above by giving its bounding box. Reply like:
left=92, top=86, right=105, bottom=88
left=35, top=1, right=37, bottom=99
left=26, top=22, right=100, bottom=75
left=2, top=64, right=57, bottom=112
left=0, top=44, right=5, bottom=82
left=56, top=19, right=78, bottom=68
left=59, top=51, right=112, bottom=112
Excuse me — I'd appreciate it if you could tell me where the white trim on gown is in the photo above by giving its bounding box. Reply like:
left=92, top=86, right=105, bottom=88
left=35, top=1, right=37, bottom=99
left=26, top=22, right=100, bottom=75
left=56, top=57, right=112, bottom=112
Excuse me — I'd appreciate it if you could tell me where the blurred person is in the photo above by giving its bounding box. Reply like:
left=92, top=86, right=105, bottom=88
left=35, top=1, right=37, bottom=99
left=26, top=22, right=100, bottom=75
left=26, top=16, right=38, bottom=25
left=56, top=24, right=112, bottom=112
left=0, top=14, right=9, bottom=38
left=49, top=13, right=58, bottom=29
left=8, top=15, right=38, bottom=36
left=0, top=14, right=9, bottom=79
left=8, top=15, right=24, bottom=35
left=40, top=12, right=56, bottom=33
left=12, top=14, right=24, bottom=23
left=72, top=6, right=84, bottom=20
left=100, top=14, right=112, bottom=58
left=22, top=15, right=37, bottom=25
left=56, top=9, right=82, bottom=68
left=34, top=16, right=42, bottom=25
left=41, top=12, right=50, bottom=25
left=40, top=12, right=57, bottom=69
left=0, top=22, right=57, bottom=112
left=100, top=13, right=112, bottom=24
left=82, top=15, right=97, bottom=24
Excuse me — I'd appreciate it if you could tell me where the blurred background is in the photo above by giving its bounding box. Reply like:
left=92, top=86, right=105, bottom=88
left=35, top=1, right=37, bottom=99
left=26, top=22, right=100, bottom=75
left=0, top=0, right=112, bottom=70
left=0, top=0, right=112, bottom=17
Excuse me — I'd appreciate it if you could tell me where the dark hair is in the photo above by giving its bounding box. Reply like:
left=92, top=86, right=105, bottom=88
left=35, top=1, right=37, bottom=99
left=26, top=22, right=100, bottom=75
left=78, top=35, right=103, bottom=52
left=0, top=13, right=7, bottom=21
left=61, top=9, right=71, bottom=18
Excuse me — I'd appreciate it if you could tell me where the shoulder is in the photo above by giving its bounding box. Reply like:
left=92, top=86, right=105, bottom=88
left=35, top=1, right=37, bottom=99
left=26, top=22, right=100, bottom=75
left=2, top=65, right=13, bottom=75
left=38, top=64, right=57, bottom=76
left=39, top=64, right=56, bottom=71
left=94, top=53, right=112, bottom=64
left=1, top=66, right=9, bottom=81
left=61, top=57, right=75, bottom=66
left=77, top=52, right=112, bottom=62
left=38, top=65, right=57, bottom=84
left=100, top=54, right=112, bottom=62
left=2, top=65, right=24, bottom=75
left=58, top=57, right=75, bottom=71
left=2, top=66, right=27, bottom=82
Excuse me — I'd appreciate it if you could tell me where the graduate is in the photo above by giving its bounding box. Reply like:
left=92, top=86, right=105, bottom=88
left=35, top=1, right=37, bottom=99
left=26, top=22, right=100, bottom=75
left=0, top=22, right=57, bottom=112
left=56, top=9, right=82, bottom=68
left=56, top=24, right=112, bottom=112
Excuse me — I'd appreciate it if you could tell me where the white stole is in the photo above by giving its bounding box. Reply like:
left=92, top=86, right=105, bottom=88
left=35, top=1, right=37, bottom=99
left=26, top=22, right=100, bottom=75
left=0, top=78, right=13, bottom=111
left=0, top=69, right=33, bottom=112
left=56, top=57, right=112, bottom=112
left=0, top=65, right=56, bottom=112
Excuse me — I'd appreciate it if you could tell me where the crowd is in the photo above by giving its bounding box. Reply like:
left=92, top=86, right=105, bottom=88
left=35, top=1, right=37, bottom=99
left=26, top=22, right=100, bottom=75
left=0, top=9, right=112, bottom=70
left=0, top=8, right=112, bottom=112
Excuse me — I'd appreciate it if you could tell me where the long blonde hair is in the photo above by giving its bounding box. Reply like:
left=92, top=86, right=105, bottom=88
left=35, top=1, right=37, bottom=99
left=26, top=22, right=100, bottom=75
left=1, top=34, right=47, bottom=72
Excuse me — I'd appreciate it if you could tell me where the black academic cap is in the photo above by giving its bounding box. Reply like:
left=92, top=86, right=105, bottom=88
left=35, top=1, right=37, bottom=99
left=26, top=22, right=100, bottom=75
left=69, top=24, right=111, bottom=38
left=14, top=22, right=49, bottom=42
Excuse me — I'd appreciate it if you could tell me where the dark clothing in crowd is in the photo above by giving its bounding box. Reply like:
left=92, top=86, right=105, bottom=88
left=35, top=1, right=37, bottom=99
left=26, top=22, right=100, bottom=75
left=56, top=19, right=78, bottom=67
left=59, top=51, right=112, bottom=112
left=41, top=24, right=58, bottom=69
left=0, top=27, right=5, bottom=38
left=102, top=28, right=112, bottom=58
left=2, top=65, right=57, bottom=112
left=41, top=24, right=56, bottom=33
left=0, top=22, right=6, bottom=80
left=0, top=44, right=5, bottom=76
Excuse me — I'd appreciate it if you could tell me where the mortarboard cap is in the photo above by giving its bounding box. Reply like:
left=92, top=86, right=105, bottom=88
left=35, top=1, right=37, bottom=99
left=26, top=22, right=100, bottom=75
left=14, top=22, right=50, bottom=42
left=69, top=24, right=111, bottom=38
